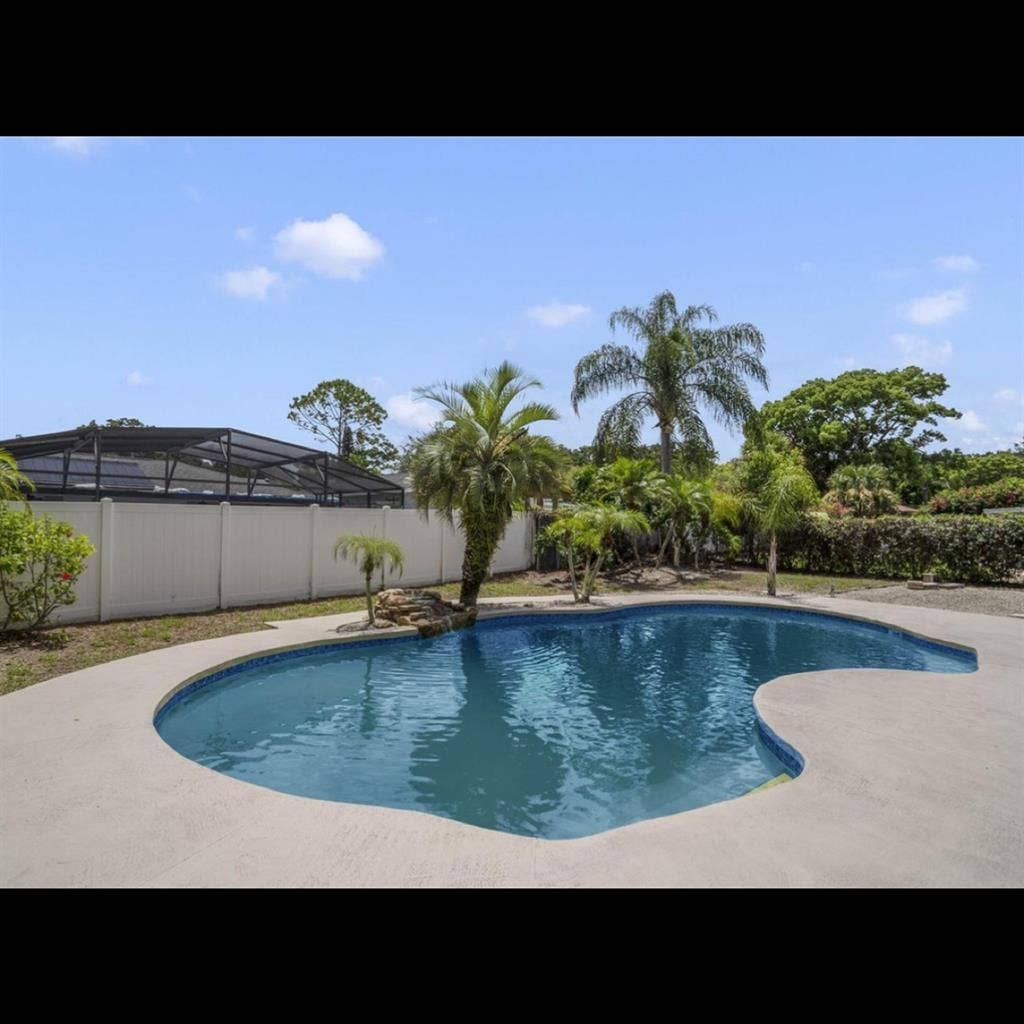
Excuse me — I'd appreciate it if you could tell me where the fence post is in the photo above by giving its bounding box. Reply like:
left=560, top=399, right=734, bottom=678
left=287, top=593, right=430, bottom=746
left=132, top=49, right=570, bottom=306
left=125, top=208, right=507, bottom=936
left=98, top=497, right=114, bottom=622
left=309, top=503, right=320, bottom=599
left=219, top=502, right=231, bottom=610
left=380, top=505, right=389, bottom=588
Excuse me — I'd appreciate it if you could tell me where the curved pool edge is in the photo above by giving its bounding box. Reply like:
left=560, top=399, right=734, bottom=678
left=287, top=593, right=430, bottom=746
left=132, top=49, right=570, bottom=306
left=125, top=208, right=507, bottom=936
left=4, top=591, right=1020, bottom=887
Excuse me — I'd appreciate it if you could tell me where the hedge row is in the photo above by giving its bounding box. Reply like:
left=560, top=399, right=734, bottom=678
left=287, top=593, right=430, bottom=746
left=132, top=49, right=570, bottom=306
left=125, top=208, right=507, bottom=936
left=928, top=476, right=1024, bottom=515
left=767, top=514, right=1024, bottom=584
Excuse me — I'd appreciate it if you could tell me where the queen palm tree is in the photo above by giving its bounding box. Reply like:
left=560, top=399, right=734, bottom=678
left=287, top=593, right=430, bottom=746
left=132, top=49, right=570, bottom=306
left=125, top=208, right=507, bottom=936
left=408, top=362, right=566, bottom=607
left=571, top=291, right=768, bottom=474
left=333, top=534, right=405, bottom=625
left=0, top=448, right=34, bottom=505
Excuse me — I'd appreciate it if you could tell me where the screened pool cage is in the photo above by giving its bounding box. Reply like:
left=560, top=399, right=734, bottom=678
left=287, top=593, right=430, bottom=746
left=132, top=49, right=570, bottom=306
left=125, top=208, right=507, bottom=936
left=1, top=427, right=405, bottom=508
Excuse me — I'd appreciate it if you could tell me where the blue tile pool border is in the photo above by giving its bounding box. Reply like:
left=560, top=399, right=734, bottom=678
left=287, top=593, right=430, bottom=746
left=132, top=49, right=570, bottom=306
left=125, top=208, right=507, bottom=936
left=153, top=600, right=977, bottom=729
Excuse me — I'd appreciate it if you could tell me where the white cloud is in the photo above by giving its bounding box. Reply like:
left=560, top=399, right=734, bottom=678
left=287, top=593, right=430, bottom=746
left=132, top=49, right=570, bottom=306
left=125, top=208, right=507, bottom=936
left=235, top=226, right=255, bottom=242
left=993, top=388, right=1020, bottom=404
left=274, top=212, right=384, bottom=280
left=905, top=288, right=967, bottom=325
left=798, top=260, right=814, bottom=273
left=125, top=371, right=151, bottom=387
left=526, top=302, right=591, bottom=328
left=49, top=137, right=102, bottom=157
left=218, top=266, right=282, bottom=301
left=960, top=410, right=987, bottom=433
left=387, top=393, right=440, bottom=431
left=184, top=185, right=202, bottom=204
left=891, top=333, right=953, bottom=367
left=933, top=254, right=980, bottom=272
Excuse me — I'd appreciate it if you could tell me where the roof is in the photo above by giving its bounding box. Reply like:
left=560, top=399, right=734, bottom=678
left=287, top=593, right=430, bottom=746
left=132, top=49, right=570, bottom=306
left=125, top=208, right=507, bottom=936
left=1, top=427, right=404, bottom=507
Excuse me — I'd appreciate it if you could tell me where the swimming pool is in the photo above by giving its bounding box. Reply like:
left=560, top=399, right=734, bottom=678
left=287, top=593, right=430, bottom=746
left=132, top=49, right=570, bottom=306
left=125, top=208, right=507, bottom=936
left=155, top=604, right=976, bottom=839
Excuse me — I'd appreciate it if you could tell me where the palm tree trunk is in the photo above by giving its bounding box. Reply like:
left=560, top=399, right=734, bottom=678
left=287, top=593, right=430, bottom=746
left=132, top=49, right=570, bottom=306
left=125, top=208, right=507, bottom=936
left=766, top=532, right=778, bottom=597
left=459, top=511, right=500, bottom=608
left=565, top=547, right=580, bottom=602
left=365, top=572, right=375, bottom=624
left=659, top=425, right=673, bottom=474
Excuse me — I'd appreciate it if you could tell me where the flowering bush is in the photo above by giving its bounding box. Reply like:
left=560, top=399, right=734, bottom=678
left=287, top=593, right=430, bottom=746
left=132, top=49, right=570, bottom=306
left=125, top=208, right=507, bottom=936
left=0, top=506, right=95, bottom=632
left=760, top=512, right=1024, bottom=584
left=928, top=477, right=1024, bottom=515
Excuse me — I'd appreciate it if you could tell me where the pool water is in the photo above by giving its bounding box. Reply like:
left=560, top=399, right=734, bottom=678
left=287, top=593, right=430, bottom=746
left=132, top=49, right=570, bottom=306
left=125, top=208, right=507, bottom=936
left=156, top=605, right=975, bottom=839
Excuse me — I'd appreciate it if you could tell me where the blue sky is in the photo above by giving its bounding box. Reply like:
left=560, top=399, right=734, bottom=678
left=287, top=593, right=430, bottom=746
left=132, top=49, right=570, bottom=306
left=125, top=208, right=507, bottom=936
left=2, top=137, right=1021, bottom=460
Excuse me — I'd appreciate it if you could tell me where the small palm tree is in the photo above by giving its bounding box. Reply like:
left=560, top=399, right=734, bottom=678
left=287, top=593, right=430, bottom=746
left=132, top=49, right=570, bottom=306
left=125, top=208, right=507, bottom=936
left=572, top=291, right=768, bottom=473
left=333, top=534, right=405, bottom=625
left=739, top=441, right=819, bottom=596
left=824, top=463, right=899, bottom=517
left=541, top=504, right=649, bottom=602
left=653, top=477, right=711, bottom=569
left=592, top=456, right=663, bottom=568
left=407, top=362, right=566, bottom=607
left=0, top=448, right=34, bottom=506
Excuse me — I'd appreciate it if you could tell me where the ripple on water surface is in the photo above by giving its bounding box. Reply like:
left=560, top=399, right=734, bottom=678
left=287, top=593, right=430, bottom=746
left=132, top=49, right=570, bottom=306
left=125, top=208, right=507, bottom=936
left=156, top=605, right=975, bottom=839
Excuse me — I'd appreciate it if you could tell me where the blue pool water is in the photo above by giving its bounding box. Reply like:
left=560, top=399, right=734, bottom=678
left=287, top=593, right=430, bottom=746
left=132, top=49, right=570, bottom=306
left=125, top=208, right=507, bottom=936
left=156, top=605, right=975, bottom=839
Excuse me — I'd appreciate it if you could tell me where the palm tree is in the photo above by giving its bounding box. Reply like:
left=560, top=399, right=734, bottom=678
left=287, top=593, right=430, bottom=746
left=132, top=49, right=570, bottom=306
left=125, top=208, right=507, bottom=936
left=738, top=442, right=819, bottom=596
left=824, top=463, right=899, bottom=517
left=653, top=477, right=711, bottom=569
left=408, top=362, right=566, bottom=607
left=591, top=456, right=664, bottom=568
left=333, top=534, right=405, bottom=625
left=571, top=290, right=768, bottom=474
left=541, top=504, right=649, bottom=602
left=0, top=448, right=34, bottom=505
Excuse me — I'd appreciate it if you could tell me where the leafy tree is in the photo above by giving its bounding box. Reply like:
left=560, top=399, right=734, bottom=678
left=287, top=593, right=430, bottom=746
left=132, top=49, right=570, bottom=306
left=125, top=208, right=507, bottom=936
left=758, top=367, right=960, bottom=492
left=287, top=379, right=399, bottom=471
left=923, top=447, right=1024, bottom=491
left=0, top=448, right=34, bottom=505
left=333, top=534, right=404, bottom=625
left=407, top=362, right=566, bottom=607
left=823, top=463, right=899, bottom=517
left=76, top=418, right=150, bottom=429
left=541, top=505, right=649, bottom=602
left=571, top=290, right=767, bottom=473
left=738, top=436, right=819, bottom=596
left=0, top=507, right=95, bottom=632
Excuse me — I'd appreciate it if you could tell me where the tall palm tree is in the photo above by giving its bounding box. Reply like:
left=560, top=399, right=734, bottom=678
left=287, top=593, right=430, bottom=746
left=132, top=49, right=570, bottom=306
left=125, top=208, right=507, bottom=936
left=571, top=290, right=768, bottom=473
left=0, top=448, right=34, bottom=505
left=408, top=362, right=566, bottom=607
left=333, top=534, right=405, bottom=625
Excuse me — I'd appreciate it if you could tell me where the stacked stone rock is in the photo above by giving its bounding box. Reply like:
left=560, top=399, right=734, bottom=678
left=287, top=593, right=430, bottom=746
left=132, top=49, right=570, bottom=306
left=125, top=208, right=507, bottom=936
left=375, top=589, right=478, bottom=637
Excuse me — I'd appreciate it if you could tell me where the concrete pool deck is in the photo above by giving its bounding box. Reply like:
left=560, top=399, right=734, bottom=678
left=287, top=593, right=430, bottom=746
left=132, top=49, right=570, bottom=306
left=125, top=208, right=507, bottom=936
left=1, top=592, right=1021, bottom=887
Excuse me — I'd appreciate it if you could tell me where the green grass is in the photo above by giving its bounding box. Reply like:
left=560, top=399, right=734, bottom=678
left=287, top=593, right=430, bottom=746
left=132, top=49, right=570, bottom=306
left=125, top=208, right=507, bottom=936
left=0, top=567, right=893, bottom=696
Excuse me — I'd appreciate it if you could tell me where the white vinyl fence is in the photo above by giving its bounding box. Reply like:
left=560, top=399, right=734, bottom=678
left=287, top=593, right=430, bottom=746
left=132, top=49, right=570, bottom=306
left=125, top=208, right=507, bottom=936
left=14, top=501, right=536, bottom=623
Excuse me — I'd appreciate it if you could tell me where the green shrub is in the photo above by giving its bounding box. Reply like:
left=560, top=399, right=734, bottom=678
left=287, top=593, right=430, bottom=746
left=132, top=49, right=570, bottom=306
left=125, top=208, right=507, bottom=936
left=763, top=513, right=1024, bottom=584
left=0, top=506, right=95, bottom=632
left=928, top=477, right=1024, bottom=515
